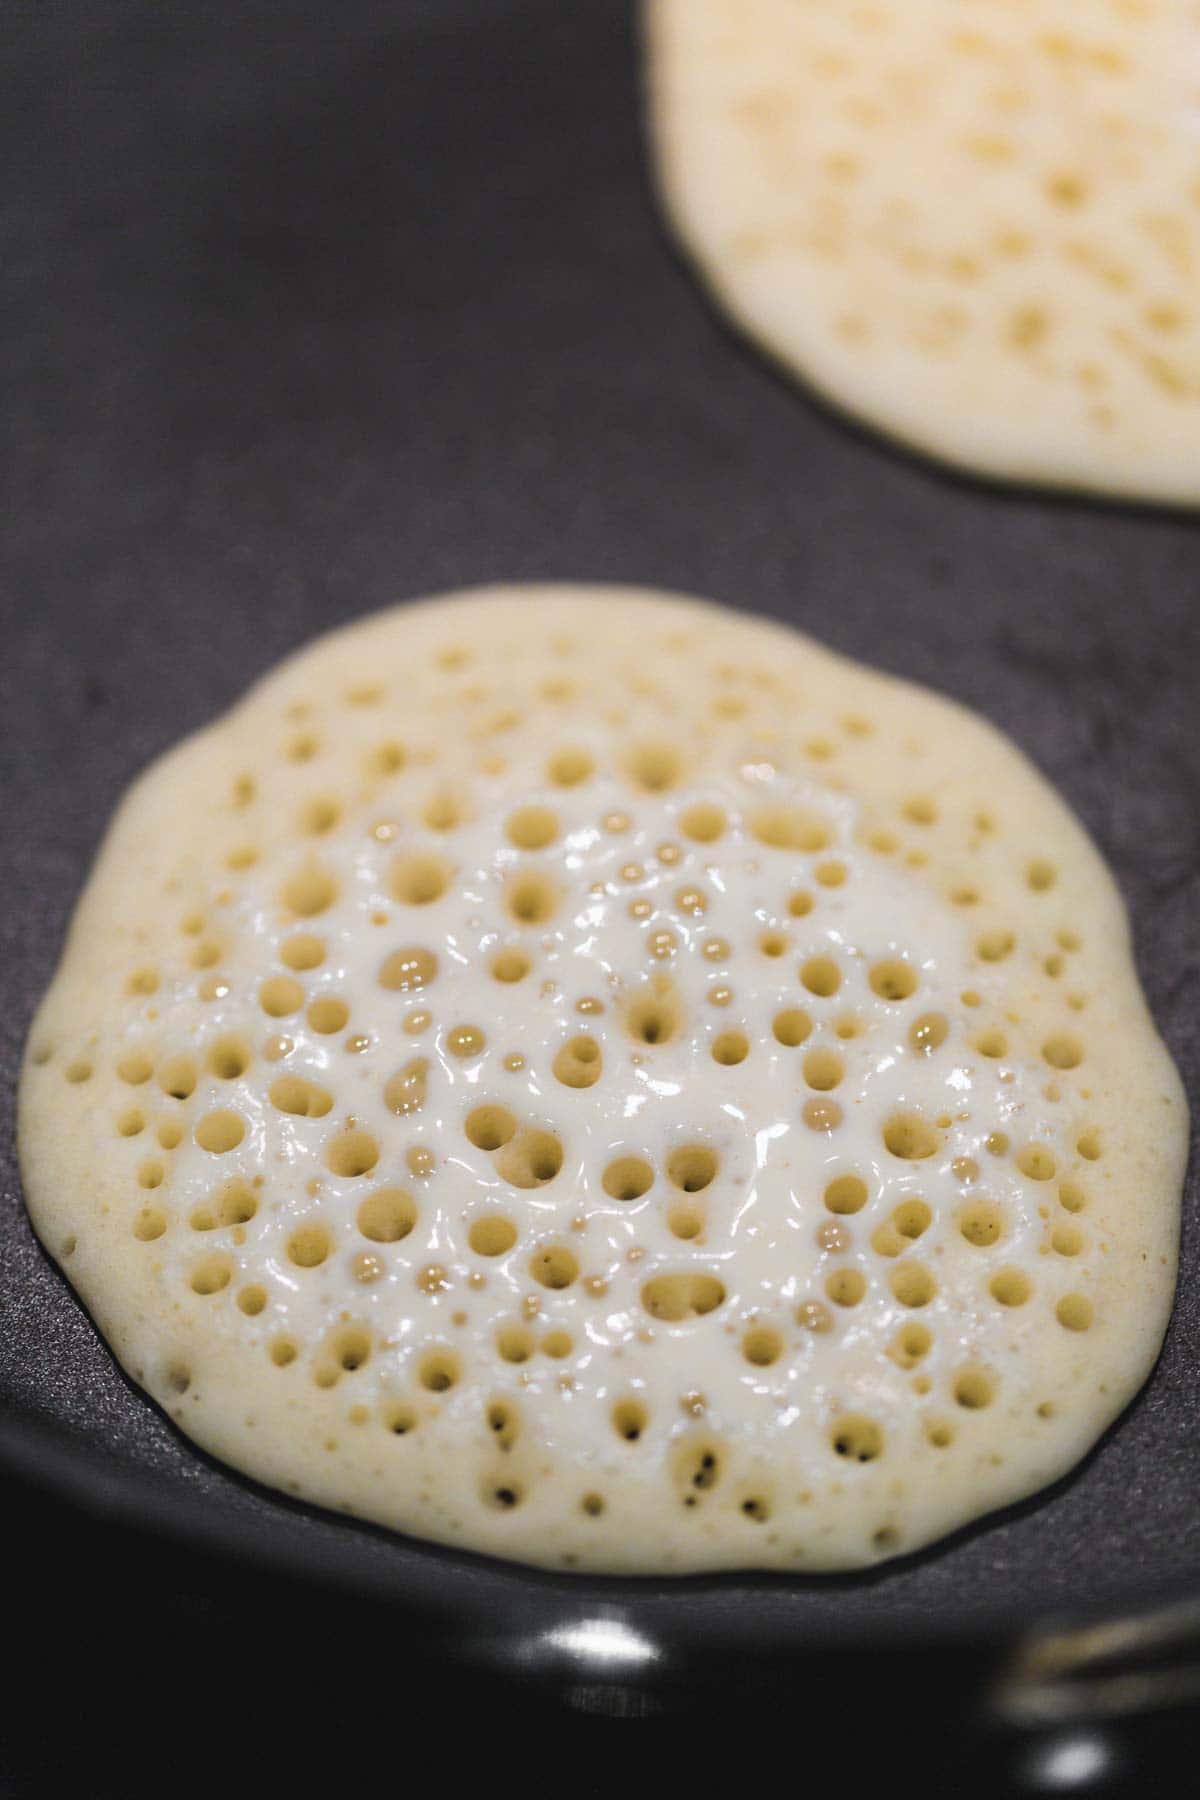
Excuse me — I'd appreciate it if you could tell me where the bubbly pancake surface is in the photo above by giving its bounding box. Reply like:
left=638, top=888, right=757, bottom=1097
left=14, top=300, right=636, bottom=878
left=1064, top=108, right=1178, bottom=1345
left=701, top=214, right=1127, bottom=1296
left=18, top=587, right=1185, bottom=1571
left=645, top=0, right=1200, bottom=504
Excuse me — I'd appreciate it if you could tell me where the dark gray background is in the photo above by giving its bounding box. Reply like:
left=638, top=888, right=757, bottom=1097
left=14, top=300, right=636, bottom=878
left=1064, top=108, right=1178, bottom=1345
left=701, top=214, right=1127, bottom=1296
left=2, top=0, right=1197, bottom=1647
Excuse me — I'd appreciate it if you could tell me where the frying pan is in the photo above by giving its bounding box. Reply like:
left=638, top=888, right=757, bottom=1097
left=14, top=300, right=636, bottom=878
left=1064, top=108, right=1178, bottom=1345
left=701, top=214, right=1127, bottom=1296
left=2, top=1, right=1197, bottom=1787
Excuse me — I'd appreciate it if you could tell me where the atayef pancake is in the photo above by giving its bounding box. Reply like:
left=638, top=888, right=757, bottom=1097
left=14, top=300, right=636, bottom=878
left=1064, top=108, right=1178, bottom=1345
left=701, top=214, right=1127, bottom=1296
left=19, top=587, right=1186, bottom=1571
left=645, top=0, right=1200, bottom=503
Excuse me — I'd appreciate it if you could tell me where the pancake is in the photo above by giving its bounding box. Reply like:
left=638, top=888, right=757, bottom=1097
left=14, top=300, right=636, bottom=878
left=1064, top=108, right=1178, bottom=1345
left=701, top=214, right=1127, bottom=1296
left=18, top=586, right=1186, bottom=1571
left=645, top=0, right=1200, bottom=504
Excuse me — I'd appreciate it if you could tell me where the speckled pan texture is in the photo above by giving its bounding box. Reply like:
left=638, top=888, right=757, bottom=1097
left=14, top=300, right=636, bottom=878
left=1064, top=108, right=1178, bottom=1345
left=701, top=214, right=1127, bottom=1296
left=17, top=589, right=1186, bottom=1572
left=645, top=0, right=1200, bottom=504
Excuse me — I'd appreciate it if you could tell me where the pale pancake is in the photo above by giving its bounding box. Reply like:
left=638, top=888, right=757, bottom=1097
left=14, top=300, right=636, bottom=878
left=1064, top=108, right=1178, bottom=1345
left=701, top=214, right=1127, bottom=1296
left=645, top=0, right=1200, bottom=503
left=18, top=587, right=1185, bottom=1571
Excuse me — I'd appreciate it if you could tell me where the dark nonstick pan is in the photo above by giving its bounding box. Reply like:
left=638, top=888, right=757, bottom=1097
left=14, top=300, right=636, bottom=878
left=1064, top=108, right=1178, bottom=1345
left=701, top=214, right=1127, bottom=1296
left=3, top=2, right=1197, bottom=1790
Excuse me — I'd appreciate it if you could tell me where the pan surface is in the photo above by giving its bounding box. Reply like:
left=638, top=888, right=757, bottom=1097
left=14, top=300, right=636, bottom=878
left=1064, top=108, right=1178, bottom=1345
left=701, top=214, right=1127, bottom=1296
left=2, top=0, right=1197, bottom=1654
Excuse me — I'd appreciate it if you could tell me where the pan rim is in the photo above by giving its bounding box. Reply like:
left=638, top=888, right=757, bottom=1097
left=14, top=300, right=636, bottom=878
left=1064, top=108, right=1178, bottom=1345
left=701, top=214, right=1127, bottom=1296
left=3, top=1404, right=1196, bottom=1662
